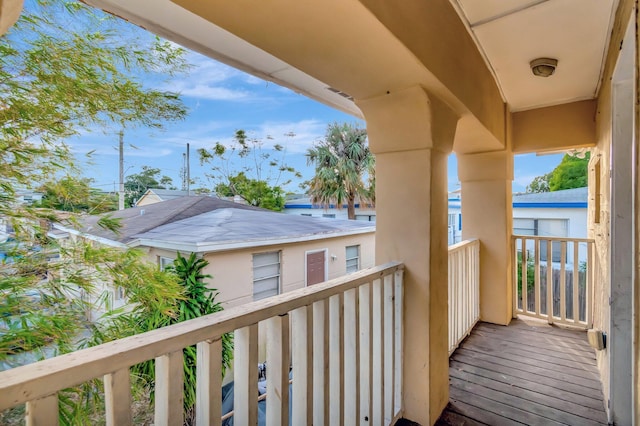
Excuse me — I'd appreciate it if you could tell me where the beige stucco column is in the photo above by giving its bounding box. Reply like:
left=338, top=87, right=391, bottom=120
left=0, top=0, right=22, bottom=36
left=457, top=151, right=514, bottom=325
left=357, top=86, right=458, bottom=425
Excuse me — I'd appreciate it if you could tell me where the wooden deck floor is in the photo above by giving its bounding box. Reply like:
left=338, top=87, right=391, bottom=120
left=437, top=318, right=608, bottom=426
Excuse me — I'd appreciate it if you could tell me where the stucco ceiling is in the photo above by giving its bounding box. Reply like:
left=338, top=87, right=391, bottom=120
left=82, top=0, right=364, bottom=118
left=451, top=0, right=617, bottom=111
left=83, top=0, right=617, bottom=120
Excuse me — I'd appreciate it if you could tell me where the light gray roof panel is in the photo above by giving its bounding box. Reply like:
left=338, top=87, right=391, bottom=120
left=132, top=208, right=375, bottom=248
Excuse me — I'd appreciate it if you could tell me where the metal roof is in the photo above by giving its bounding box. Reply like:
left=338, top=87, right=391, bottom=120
left=512, top=187, right=587, bottom=204
left=132, top=208, right=375, bottom=252
left=76, top=196, right=263, bottom=243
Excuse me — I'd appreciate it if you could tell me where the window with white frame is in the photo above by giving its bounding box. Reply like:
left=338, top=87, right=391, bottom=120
left=158, top=256, right=174, bottom=270
left=253, top=251, right=281, bottom=300
left=114, top=286, right=125, bottom=300
left=346, top=245, right=360, bottom=274
left=513, top=218, right=569, bottom=262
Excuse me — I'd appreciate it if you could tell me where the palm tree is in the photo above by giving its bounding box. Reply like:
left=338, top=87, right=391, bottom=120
left=306, top=123, right=375, bottom=219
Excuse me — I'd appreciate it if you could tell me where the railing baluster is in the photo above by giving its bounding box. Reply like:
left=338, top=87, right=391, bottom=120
left=344, top=288, right=359, bottom=425
left=155, top=351, right=184, bottom=426
left=512, top=236, right=592, bottom=329
left=462, top=247, right=468, bottom=335
left=560, top=241, right=567, bottom=321
left=105, top=368, right=132, bottom=426
left=358, top=282, right=372, bottom=426
left=383, top=274, right=394, bottom=424
left=547, top=239, right=553, bottom=323
left=26, top=394, right=58, bottom=426
left=534, top=238, right=541, bottom=315
left=393, top=270, right=404, bottom=418
left=448, top=240, right=481, bottom=355
left=291, top=306, right=312, bottom=425
left=521, top=237, right=527, bottom=314
left=0, top=263, right=405, bottom=425
left=266, top=314, right=290, bottom=426
left=573, top=241, right=580, bottom=324
left=447, top=252, right=456, bottom=355
left=371, top=278, right=384, bottom=426
left=473, top=240, right=480, bottom=322
left=196, top=338, right=222, bottom=426
left=234, top=325, right=258, bottom=426
left=587, top=241, right=594, bottom=327
left=329, top=294, right=344, bottom=425
left=313, top=300, right=329, bottom=425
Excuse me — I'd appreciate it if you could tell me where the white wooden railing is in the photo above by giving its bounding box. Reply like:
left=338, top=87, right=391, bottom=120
left=448, top=239, right=480, bottom=355
left=0, top=262, right=404, bottom=426
left=512, top=235, right=593, bottom=329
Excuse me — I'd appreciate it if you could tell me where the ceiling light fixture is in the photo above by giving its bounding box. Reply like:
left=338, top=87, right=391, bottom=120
left=530, top=58, right=558, bottom=77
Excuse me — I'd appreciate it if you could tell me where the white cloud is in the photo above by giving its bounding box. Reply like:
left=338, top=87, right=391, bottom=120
left=254, top=120, right=326, bottom=153
left=160, top=51, right=262, bottom=102
left=171, top=84, right=251, bottom=101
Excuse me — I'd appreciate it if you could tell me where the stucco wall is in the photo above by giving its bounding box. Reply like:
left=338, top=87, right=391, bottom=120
left=145, top=232, right=375, bottom=309
left=513, top=207, right=588, bottom=239
left=588, top=0, right=635, bottom=414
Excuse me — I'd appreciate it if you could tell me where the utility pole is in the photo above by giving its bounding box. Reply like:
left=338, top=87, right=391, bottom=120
left=186, top=142, right=190, bottom=196
left=118, top=130, right=125, bottom=210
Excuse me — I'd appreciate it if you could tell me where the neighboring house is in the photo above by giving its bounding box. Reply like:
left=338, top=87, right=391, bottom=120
left=284, top=196, right=376, bottom=221
left=449, top=187, right=587, bottom=255
left=447, top=192, right=463, bottom=245
left=512, top=187, right=588, bottom=240
left=450, top=187, right=588, bottom=263
left=57, top=196, right=375, bottom=310
left=14, top=190, right=43, bottom=205
left=134, top=188, right=189, bottom=206
left=513, top=187, right=588, bottom=266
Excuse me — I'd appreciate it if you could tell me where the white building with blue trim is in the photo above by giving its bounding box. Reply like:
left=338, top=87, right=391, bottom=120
left=286, top=188, right=587, bottom=248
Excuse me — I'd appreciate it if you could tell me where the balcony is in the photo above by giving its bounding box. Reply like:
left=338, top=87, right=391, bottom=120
left=0, top=237, right=605, bottom=425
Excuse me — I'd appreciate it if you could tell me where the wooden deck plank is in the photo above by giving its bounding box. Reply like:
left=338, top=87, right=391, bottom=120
left=449, top=387, right=567, bottom=426
left=439, top=320, right=607, bottom=426
left=435, top=406, right=488, bottom=426
left=480, top=320, right=589, bottom=340
left=449, top=366, right=607, bottom=422
left=444, top=399, right=523, bottom=426
left=474, top=326, right=595, bottom=354
left=473, top=325, right=596, bottom=357
left=470, top=329, right=597, bottom=362
left=455, top=347, right=602, bottom=385
left=461, top=334, right=600, bottom=372
left=454, top=348, right=601, bottom=392
left=450, top=360, right=606, bottom=411
left=450, top=376, right=606, bottom=426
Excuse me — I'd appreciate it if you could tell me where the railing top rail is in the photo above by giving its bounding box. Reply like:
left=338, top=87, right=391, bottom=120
left=511, top=234, right=594, bottom=244
left=0, top=261, right=404, bottom=410
left=448, top=238, right=479, bottom=253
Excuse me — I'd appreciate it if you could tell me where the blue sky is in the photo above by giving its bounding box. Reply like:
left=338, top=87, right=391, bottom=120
left=66, top=26, right=563, bottom=194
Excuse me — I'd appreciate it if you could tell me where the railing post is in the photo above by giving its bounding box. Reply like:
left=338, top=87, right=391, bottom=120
left=26, top=394, right=58, bottom=426
left=547, top=240, right=553, bottom=324
left=155, top=351, right=184, bottom=426
left=383, top=274, right=395, bottom=424
left=234, top=325, right=258, bottom=426
left=313, top=300, right=329, bottom=425
left=371, top=278, right=384, bottom=426
left=196, top=338, right=222, bottom=426
left=291, top=306, right=313, bottom=425
left=393, top=270, right=404, bottom=419
left=266, top=314, right=290, bottom=426
left=358, top=282, right=372, bottom=425
left=104, top=368, right=132, bottom=426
